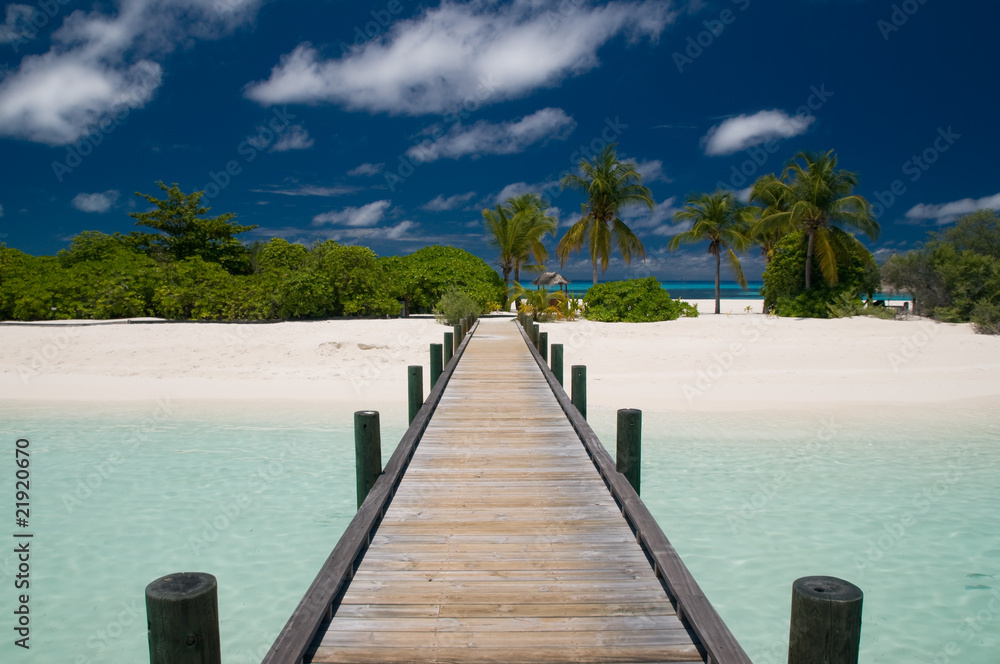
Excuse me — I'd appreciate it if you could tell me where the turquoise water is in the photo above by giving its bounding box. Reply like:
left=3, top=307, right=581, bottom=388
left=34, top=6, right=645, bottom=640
left=563, top=280, right=911, bottom=303
left=1, top=402, right=997, bottom=663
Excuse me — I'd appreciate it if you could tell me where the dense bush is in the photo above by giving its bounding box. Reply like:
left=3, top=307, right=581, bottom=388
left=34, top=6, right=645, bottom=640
left=382, top=245, right=505, bottom=314
left=434, top=288, right=482, bottom=325
left=762, top=230, right=880, bottom=318
left=583, top=278, right=698, bottom=322
left=882, top=210, right=1000, bottom=331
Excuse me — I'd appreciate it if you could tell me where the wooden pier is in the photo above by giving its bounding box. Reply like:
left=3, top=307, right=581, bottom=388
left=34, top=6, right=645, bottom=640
left=263, top=318, right=751, bottom=664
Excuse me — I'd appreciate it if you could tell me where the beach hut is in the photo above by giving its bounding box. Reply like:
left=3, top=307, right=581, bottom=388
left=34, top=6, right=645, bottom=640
left=531, top=272, right=570, bottom=293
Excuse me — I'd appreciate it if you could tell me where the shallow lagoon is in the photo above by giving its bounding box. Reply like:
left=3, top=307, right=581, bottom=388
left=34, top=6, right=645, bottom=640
left=1, top=401, right=997, bottom=663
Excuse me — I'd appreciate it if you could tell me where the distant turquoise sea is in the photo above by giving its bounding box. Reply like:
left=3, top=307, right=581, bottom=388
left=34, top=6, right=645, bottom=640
left=562, top=281, right=911, bottom=302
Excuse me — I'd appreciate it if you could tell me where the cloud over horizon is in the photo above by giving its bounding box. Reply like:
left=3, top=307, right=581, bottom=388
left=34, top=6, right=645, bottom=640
left=244, top=0, right=674, bottom=115
left=905, top=192, right=1000, bottom=225
left=702, top=110, right=815, bottom=156
left=72, top=190, right=120, bottom=213
left=313, top=199, right=392, bottom=227
left=408, top=108, right=575, bottom=162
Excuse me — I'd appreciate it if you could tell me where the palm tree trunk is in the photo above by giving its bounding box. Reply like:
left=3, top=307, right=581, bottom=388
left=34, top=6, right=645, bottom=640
left=514, top=265, right=520, bottom=285
left=805, top=230, right=816, bottom=290
left=592, top=261, right=598, bottom=287
left=715, top=251, right=721, bottom=315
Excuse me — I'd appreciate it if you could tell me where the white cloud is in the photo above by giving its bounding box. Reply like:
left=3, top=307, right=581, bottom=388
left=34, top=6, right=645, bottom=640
left=244, top=0, right=674, bottom=115
left=253, top=184, right=359, bottom=197
left=702, top=110, right=815, bottom=156
left=408, top=108, right=576, bottom=162
left=313, top=200, right=392, bottom=227
left=348, top=162, right=384, bottom=177
left=494, top=180, right=560, bottom=206
left=619, top=197, right=683, bottom=235
left=422, top=191, right=477, bottom=211
left=627, top=158, right=671, bottom=183
left=0, top=0, right=262, bottom=145
left=905, top=192, right=1000, bottom=225
left=72, top=190, right=120, bottom=213
left=269, top=124, right=313, bottom=152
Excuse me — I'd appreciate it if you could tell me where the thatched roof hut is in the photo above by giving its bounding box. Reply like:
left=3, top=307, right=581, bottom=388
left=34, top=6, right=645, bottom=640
left=531, top=272, right=570, bottom=291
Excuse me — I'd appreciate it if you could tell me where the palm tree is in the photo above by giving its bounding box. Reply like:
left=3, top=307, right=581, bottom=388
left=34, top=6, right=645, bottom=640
left=668, top=191, right=751, bottom=314
left=506, top=193, right=557, bottom=283
left=754, top=151, right=880, bottom=289
left=482, top=194, right=557, bottom=286
left=557, top=144, right=653, bottom=286
left=744, top=174, right=790, bottom=265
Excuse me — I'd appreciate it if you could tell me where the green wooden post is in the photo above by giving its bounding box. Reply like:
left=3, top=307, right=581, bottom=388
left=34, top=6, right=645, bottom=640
left=453, top=324, right=462, bottom=351
left=408, top=365, right=423, bottom=424
left=571, top=365, right=587, bottom=419
left=531, top=322, right=539, bottom=348
left=788, top=576, right=863, bottom=664
left=354, top=410, right=382, bottom=508
left=443, top=332, right=454, bottom=364
left=616, top=409, right=642, bottom=495
left=461, top=319, right=469, bottom=339
left=430, top=344, right=443, bottom=387
left=551, top=344, right=564, bottom=386
left=146, top=572, right=221, bottom=664
left=539, top=331, right=548, bottom=362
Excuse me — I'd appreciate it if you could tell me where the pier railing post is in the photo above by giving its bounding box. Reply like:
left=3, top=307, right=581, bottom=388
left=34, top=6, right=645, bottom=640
left=354, top=410, right=382, bottom=508
left=571, top=365, right=587, bottom=419
left=551, top=344, right=564, bottom=385
left=452, top=324, right=462, bottom=352
left=408, top=365, right=423, bottom=424
left=788, top=576, right=863, bottom=664
left=538, top=331, right=548, bottom=362
left=443, top=332, right=453, bottom=365
left=430, top=344, right=443, bottom=387
left=531, top=322, right=540, bottom=349
left=616, top=409, right=642, bottom=494
left=145, top=572, right=221, bottom=664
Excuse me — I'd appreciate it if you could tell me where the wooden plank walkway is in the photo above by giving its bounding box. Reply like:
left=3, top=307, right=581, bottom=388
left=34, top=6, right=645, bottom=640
left=309, top=319, right=702, bottom=663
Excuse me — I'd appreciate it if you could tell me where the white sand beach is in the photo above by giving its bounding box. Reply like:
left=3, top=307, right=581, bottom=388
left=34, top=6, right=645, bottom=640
left=2, top=305, right=999, bottom=412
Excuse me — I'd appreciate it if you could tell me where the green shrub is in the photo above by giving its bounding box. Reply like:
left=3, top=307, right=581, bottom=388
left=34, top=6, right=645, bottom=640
left=972, top=300, right=1000, bottom=335
left=382, top=245, right=505, bottom=314
left=762, top=230, right=880, bottom=318
left=826, top=292, right=898, bottom=320
left=434, top=288, right=482, bottom=325
left=583, top=278, right=698, bottom=322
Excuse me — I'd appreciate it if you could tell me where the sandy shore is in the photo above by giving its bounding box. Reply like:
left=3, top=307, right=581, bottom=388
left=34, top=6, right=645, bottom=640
left=2, top=303, right=999, bottom=412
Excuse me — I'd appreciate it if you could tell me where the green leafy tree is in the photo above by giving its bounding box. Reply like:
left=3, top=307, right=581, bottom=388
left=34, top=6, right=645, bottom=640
left=557, top=144, right=653, bottom=285
left=754, top=151, right=880, bottom=290
left=668, top=191, right=751, bottom=314
left=510, top=282, right=566, bottom=322
left=762, top=230, right=880, bottom=318
left=583, top=278, right=698, bottom=322
left=130, top=182, right=257, bottom=274
left=384, top=245, right=506, bottom=314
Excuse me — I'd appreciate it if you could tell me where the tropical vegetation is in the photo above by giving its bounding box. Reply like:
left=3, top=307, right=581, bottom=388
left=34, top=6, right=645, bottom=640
left=881, top=209, right=1000, bottom=333
left=583, top=278, right=698, bottom=323
left=557, top=143, right=653, bottom=285
left=668, top=191, right=751, bottom=314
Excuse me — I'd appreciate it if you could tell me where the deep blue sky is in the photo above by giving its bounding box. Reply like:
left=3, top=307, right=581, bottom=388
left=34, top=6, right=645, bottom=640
left=1, top=0, right=998, bottom=281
